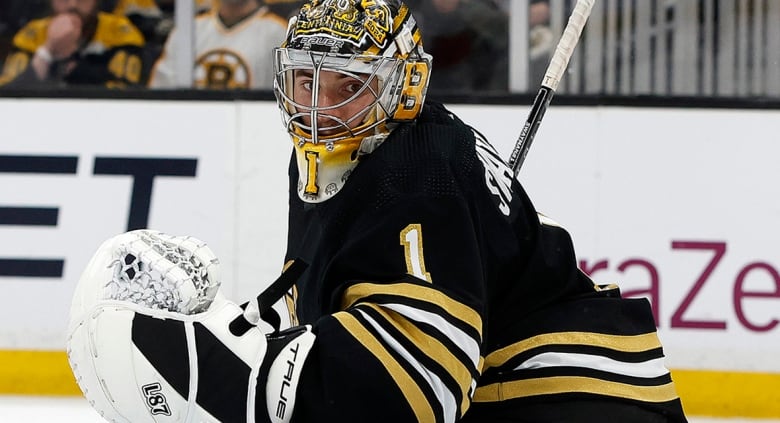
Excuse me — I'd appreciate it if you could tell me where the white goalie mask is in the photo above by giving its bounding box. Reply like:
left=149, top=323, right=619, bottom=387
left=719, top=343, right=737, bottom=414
left=273, top=0, right=431, bottom=203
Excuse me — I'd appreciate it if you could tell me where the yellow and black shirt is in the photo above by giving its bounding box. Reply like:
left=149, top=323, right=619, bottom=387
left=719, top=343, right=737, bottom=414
left=0, top=11, right=145, bottom=88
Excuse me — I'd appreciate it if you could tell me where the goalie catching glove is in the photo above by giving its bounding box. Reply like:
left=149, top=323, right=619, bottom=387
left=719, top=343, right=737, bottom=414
left=66, top=229, right=315, bottom=423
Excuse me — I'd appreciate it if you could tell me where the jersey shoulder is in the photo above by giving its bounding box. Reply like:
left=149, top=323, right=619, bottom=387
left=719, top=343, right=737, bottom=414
left=381, top=100, right=482, bottom=177
left=93, top=12, right=145, bottom=48
left=12, top=18, right=51, bottom=53
left=360, top=101, right=483, bottom=203
left=388, top=101, right=525, bottom=219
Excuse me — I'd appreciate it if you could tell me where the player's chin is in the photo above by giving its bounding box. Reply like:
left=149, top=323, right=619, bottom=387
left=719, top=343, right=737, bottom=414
left=316, top=122, right=361, bottom=138
left=317, top=128, right=345, bottom=137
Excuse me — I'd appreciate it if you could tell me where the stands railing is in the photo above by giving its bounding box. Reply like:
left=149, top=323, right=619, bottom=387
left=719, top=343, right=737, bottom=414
left=513, top=0, right=780, bottom=96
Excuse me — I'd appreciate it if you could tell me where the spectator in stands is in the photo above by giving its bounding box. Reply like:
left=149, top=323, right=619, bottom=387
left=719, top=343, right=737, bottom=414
left=147, top=0, right=287, bottom=89
left=0, top=0, right=146, bottom=88
left=112, top=0, right=214, bottom=85
left=528, top=0, right=553, bottom=85
left=408, top=0, right=509, bottom=93
left=112, top=0, right=214, bottom=45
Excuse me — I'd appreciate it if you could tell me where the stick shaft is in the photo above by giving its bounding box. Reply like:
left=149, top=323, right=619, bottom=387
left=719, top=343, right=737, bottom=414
left=508, top=0, right=596, bottom=175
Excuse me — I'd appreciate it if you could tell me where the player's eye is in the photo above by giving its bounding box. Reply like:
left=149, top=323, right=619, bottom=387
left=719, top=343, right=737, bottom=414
left=299, top=80, right=313, bottom=91
left=344, top=81, right=361, bottom=93
left=343, top=76, right=373, bottom=98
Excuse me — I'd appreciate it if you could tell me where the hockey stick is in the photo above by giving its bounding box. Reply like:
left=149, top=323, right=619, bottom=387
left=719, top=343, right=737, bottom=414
left=507, top=0, right=596, bottom=176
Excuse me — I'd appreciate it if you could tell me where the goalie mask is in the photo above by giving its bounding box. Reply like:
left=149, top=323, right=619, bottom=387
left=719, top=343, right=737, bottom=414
left=273, top=0, right=431, bottom=203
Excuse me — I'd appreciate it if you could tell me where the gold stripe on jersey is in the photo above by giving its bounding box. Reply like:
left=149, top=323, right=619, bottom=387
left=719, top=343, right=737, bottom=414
left=333, top=311, right=436, bottom=423
left=340, top=282, right=482, bottom=337
left=484, top=331, right=662, bottom=371
left=360, top=303, right=474, bottom=416
left=282, top=259, right=300, bottom=326
left=473, top=376, right=680, bottom=403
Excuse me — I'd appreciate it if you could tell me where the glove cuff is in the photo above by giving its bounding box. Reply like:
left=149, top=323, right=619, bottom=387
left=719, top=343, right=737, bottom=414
left=255, top=325, right=317, bottom=423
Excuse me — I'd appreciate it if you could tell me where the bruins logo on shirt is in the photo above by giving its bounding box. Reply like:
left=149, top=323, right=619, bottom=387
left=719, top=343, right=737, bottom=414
left=193, top=49, right=251, bottom=89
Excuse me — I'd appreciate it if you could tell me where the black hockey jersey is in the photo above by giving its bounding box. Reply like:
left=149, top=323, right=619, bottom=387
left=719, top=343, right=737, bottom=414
left=283, top=101, right=687, bottom=422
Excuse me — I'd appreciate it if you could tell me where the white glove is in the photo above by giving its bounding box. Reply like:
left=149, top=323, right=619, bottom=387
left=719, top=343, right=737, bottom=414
left=66, top=230, right=314, bottom=423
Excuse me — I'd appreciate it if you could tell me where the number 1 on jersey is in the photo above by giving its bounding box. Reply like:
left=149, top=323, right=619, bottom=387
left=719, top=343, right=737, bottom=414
left=400, top=224, right=432, bottom=283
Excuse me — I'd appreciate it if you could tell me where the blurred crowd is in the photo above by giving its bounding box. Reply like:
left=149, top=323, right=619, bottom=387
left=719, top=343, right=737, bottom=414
left=0, top=0, right=549, bottom=93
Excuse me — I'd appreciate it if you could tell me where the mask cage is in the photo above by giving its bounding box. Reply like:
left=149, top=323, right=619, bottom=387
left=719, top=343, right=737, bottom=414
left=273, top=48, right=406, bottom=144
